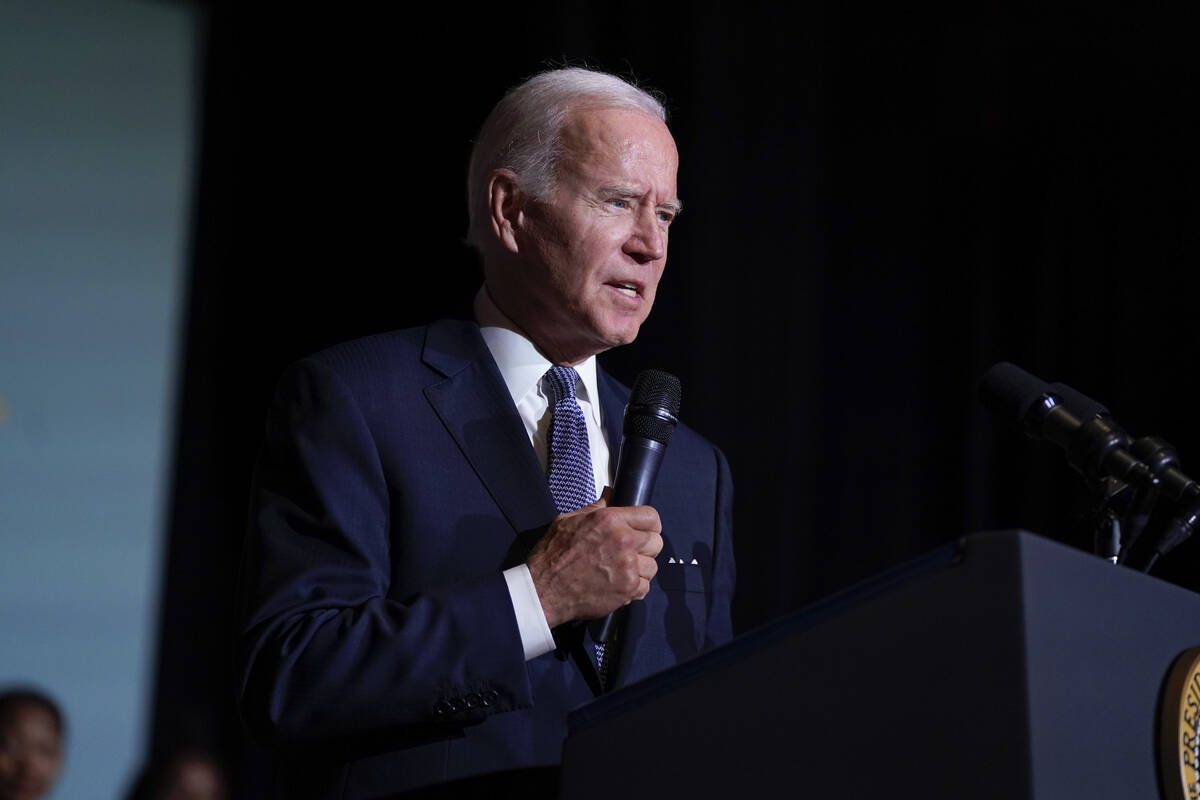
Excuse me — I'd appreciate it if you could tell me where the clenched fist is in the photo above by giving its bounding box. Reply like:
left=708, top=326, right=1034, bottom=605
left=525, top=491, right=663, bottom=629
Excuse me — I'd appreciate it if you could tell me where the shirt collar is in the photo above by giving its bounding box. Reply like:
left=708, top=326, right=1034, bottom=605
left=473, top=286, right=603, bottom=424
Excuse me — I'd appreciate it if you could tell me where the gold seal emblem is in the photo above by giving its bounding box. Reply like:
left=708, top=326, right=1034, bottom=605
left=1161, top=647, right=1200, bottom=800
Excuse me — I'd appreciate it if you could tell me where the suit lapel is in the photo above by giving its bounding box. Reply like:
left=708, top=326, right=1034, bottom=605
left=423, top=326, right=641, bottom=694
left=421, top=320, right=556, bottom=541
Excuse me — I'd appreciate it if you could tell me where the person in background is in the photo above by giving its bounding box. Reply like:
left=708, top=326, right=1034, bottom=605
left=125, top=749, right=228, bottom=800
left=0, top=688, right=65, bottom=800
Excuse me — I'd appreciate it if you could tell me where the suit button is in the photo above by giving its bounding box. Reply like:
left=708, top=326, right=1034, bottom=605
left=450, top=698, right=466, bottom=712
left=464, top=693, right=480, bottom=709
left=433, top=701, right=451, bottom=717
left=484, top=690, right=500, bottom=703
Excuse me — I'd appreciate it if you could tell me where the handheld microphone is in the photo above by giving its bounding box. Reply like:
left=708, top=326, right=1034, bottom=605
left=591, top=369, right=681, bottom=645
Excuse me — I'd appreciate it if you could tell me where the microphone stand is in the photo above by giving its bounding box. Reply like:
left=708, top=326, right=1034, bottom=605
left=1138, top=497, right=1200, bottom=573
left=1085, top=475, right=1157, bottom=565
left=1082, top=434, right=1200, bottom=572
left=1089, top=479, right=1126, bottom=564
left=981, top=363, right=1199, bottom=573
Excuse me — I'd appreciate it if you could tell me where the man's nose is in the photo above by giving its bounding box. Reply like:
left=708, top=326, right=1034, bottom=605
left=623, top=207, right=665, bottom=263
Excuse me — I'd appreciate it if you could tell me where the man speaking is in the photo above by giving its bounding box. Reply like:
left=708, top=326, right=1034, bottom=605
left=236, top=67, right=735, bottom=797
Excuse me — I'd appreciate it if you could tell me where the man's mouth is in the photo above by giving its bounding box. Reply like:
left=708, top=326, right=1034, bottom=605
left=607, top=281, right=640, bottom=298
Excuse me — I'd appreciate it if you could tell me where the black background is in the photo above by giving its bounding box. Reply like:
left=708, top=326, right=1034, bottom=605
left=151, top=3, right=1200, bottom=793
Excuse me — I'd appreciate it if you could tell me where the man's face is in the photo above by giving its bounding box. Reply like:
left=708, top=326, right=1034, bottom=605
left=0, top=705, right=62, bottom=800
left=500, top=107, right=680, bottom=364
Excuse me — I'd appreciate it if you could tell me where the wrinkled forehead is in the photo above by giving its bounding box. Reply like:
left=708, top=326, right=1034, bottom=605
left=558, top=106, right=679, bottom=174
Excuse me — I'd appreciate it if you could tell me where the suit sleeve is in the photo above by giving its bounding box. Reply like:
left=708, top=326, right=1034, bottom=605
left=703, top=445, right=736, bottom=649
left=236, top=358, right=533, bottom=751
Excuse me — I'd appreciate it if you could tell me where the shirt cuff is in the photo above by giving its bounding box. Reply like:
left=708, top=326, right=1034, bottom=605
left=502, top=564, right=557, bottom=661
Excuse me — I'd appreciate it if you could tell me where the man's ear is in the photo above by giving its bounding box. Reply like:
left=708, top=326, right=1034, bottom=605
left=488, top=169, right=524, bottom=255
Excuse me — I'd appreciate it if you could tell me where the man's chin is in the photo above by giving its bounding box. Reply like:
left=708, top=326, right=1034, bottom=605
left=538, top=318, right=648, bottom=364
left=593, top=325, right=643, bottom=352
left=595, top=311, right=651, bottom=346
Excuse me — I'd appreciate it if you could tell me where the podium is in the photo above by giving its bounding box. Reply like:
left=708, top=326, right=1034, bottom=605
left=560, top=531, right=1200, bottom=798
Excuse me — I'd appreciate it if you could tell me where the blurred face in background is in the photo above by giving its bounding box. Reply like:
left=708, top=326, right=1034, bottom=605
left=0, top=703, right=63, bottom=800
left=159, top=753, right=227, bottom=800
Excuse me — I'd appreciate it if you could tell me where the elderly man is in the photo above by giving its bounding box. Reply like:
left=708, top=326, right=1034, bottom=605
left=237, top=68, right=734, bottom=798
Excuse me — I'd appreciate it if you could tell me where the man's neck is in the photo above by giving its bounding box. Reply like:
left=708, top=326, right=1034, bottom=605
left=474, top=284, right=594, bottom=367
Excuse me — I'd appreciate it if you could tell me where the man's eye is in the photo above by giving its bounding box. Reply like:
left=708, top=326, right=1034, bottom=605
left=609, top=199, right=629, bottom=209
left=657, top=211, right=675, bottom=224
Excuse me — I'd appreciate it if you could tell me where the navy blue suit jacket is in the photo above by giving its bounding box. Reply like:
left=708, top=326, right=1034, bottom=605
left=237, top=319, right=734, bottom=797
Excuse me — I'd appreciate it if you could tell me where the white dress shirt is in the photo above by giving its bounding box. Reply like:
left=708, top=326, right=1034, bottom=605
left=473, top=287, right=612, bottom=661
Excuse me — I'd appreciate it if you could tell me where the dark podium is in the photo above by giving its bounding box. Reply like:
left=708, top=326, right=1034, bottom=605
left=560, top=531, right=1200, bottom=798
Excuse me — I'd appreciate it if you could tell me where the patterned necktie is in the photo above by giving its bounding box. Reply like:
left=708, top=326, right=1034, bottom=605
left=542, top=366, right=614, bottom=686
left=544, top=366, right=596, bottom=513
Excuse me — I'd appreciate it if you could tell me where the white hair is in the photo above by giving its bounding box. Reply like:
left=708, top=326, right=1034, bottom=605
left=465, top=67, right=668, bottom=252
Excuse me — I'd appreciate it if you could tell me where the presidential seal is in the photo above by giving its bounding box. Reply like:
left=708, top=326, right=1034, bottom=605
left=1161, top=647, right=1200, bottom=800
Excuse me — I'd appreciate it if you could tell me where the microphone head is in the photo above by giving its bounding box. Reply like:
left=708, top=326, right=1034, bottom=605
left=978, top=362, right=1053, bottom=429
left=624, top=369, right=681, bottom=445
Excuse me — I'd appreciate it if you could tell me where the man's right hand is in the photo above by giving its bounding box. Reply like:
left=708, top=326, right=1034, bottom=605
left=525, top=490, right=663, bottom=629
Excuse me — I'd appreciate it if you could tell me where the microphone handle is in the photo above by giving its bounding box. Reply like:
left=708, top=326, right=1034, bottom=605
left=591, top=436, right=668, bottom=643
left=610, top=437, right=667, bottom=507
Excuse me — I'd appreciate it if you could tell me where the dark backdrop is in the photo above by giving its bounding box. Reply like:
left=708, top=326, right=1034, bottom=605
left=151, top=3, right=1200, bottom=793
